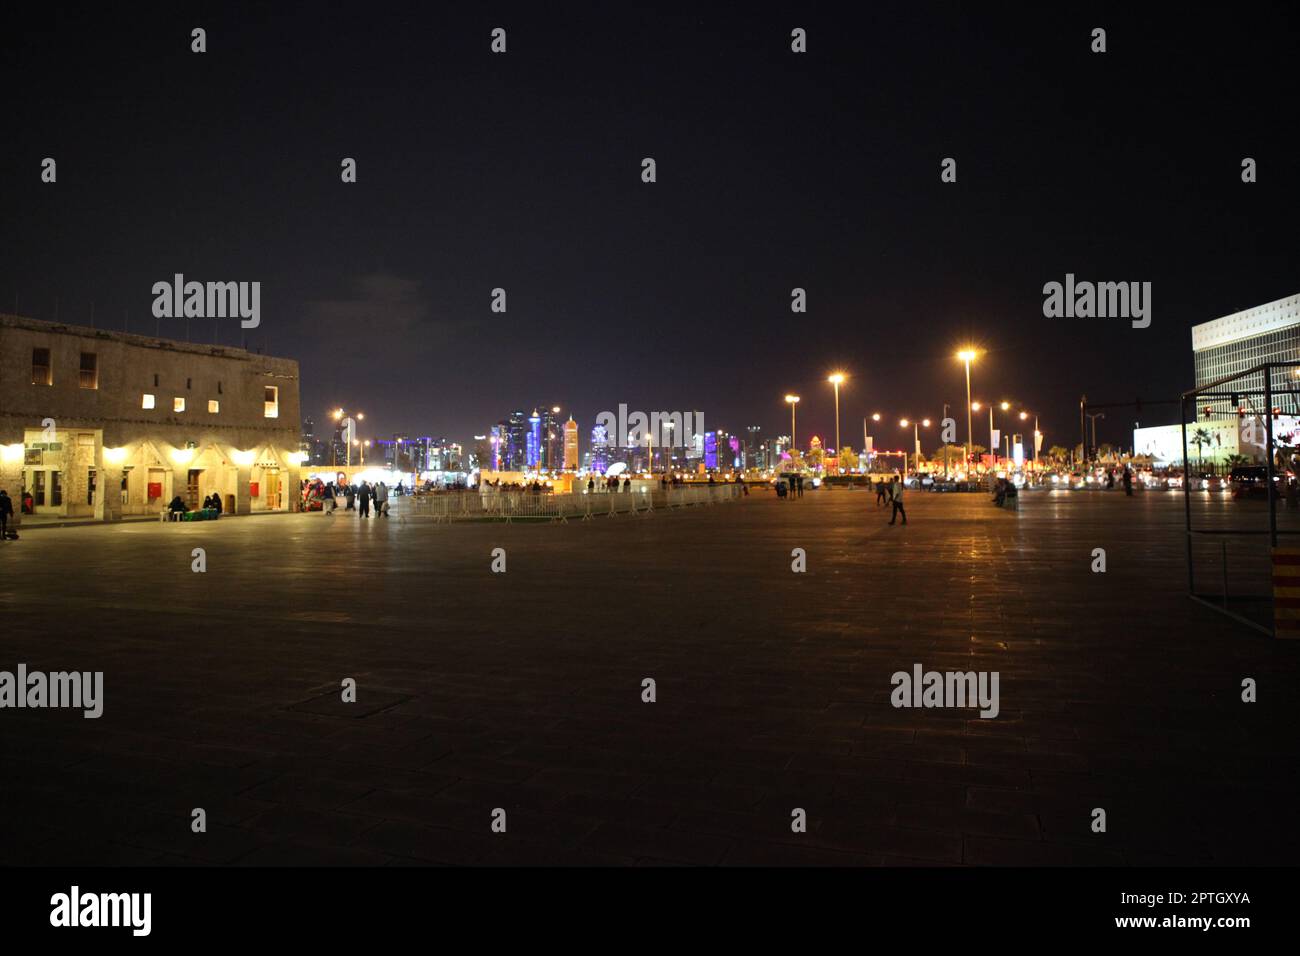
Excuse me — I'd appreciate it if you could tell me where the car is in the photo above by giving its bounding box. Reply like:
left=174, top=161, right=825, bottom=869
left=1197, top=473, right=1227, bottom=492
left=1230, top=465, right=1270, bottom=498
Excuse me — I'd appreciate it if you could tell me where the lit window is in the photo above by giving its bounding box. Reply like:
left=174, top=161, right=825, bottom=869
left=173, top=397, right=186, bottom=413
left=264, top=385, right=279, bottom=418
left=31, top=348, right=51, bottom=386
left=208, top=400, right=220, bottom=413
left=79, top=352, right=98, bottom=389
left=142, top=393, right=155, bottom=409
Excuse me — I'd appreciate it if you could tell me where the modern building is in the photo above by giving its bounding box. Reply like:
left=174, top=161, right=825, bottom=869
left=1, top=313, right=302, bottom=519
left=1192, top=293, right=1300, bottom=417
left=526, top=409, right=541, bottom=469
left=301, top=417, right=323, bottom=464
left=541, top=406, right=562, bottom=471
left=590, top=422, right=610, bottom=474
left=506, top=410, right=527, bottom=471
left=563, top=416, right=579, bottom=470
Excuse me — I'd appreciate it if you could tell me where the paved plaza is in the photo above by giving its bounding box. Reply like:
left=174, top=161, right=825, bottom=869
left=1, top=489, right=1298, bottom=866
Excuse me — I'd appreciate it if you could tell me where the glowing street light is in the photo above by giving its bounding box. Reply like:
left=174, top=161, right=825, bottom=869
left=785, top=395, right=800, bottom=452
left=828, top=373, right=846, bottom=474
left=900, top=418, right=931, bottom=477
left=957, top=349, right=978, bottom=471
left=334, top=408, right=365, bottom=466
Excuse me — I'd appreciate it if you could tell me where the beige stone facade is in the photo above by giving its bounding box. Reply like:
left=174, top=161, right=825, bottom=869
left=0, top=314, right=302, bottom=520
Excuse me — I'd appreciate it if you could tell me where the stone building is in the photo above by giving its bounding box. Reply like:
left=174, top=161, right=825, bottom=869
left=0, top=314, right=302, bottom=520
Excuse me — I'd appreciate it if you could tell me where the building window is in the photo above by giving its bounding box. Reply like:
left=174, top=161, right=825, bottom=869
left=208, top=400, right=220, bottom=414
left=79, top=352, right=98, bottom=389
left=142, top=393, right=155, bottom=409
left=186, top=377, right=192, bottom=389
left=32, top=348, right=52, bottom=385
left=264, top=385, right=279, bottom=418
left=173, top=397, right=186, bottom=413
left=154, top=373, right=159, bottom=387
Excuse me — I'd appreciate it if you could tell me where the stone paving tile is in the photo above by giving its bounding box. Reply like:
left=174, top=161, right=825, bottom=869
left=2, top=492, right=1299, bottom=866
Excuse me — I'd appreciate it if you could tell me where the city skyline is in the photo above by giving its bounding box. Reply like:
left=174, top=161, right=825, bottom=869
left=4, top=6, right=1298, bottom=452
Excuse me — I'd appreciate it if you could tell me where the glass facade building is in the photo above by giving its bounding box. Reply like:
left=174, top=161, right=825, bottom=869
left=1192, top=294, right=1300, bottom=418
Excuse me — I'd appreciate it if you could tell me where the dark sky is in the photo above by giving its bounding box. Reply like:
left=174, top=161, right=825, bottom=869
left=4, top=3, right=1298, bottom=454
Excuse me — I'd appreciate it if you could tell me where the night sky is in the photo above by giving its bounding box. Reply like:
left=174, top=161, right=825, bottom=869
left=4, top=3, right=1298, bottom=454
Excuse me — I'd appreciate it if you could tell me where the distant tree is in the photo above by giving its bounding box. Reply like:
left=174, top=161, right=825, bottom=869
left=1191, top=427, right=1213, bottom=466
left=1048, top=445, right=1069, bottom=465
left=839, top=447, right=860, bottom=471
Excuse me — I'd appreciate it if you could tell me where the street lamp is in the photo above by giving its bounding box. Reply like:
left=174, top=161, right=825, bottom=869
left=957, top=349, right=977, bottom=475
left=335, top=408, right=365, bottom=467
left=828, top=373, right=846, bottom=474
left=1019, top=410, right=1041, bottom=466
left=785, top=395, right=800, bottom=453
left=900, top=418, right=931, bottom=478
left=999, top=401, right=1011, bottom=460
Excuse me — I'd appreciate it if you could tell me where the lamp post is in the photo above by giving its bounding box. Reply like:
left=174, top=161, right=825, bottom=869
left=942, top=403, right=951, bottom=480
left=333, top=408, right=364, bottom=468
left=1019, top=410, right=1041, bottom=467
left=1087, top=412, right=1106, bottom=461
left=828, top=373, right=845, bottom=475
left=785, top=395, right=800, bottom=454
left=957, top=350, right=977, bottom=476
left=899, top=419, right=931, bottom=478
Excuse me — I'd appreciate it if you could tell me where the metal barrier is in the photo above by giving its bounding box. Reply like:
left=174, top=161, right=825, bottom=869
left=399, top=484, right=742, bottom=523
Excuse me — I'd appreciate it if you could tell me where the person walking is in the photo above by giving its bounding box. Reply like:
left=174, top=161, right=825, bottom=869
left=345, top=484, right=356, bottom=510
left=876, top=478, right=887, bottom=507
left=375, top=481, right=388, bottom=517
left=358, top=481, right=372, bottom=518
left=1122, top=466, right=1133, bottom=497
left=796, top=475, right=804, bottom=498
left=0, top=489, right=13, bottom=538
left=323, top=482, right=336, bottom=514
left=888, top=474, right=907, bottom=525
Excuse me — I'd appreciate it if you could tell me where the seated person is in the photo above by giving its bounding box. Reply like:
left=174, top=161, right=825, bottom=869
left=167, top=495, right=187, bottom=519
left=993, top=478, right=1007, bottom=506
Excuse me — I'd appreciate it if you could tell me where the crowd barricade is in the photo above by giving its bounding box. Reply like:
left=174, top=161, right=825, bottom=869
left=396, top=483, right=742, bottom=523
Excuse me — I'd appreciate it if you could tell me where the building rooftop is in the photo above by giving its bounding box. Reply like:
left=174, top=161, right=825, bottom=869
left=1190, top=294, right=1300, bottom=352
left=0, top=313, right=290, bottom=363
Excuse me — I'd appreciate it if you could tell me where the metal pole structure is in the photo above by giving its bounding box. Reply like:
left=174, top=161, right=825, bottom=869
left=1266, top=369, right=1277, bottom=548
left=942, top=403, right=950, bottom=480
left=1181, top=397, right=1193, bottom=594
left=964, top=360, right=973, bottom=474
left=989, top=406, right=995, bottom=468
left=1080, top=395, right=1088, bottom=464
left=833, top=381, right=841, bottom=475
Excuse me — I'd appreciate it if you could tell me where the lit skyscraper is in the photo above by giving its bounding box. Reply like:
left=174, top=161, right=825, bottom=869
left=542, top=406, right=563, bottom=471
left=563, top=416, right=579, bottom=470
left=507, top=410, right=526, bottom=470
left=591, top=422, right=610, bottom=474
left=526, top=408, right=541, bottom=469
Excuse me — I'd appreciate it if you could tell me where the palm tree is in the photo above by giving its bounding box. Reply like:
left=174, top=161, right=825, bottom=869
left=1191, top=428, right=1213, bottom=466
